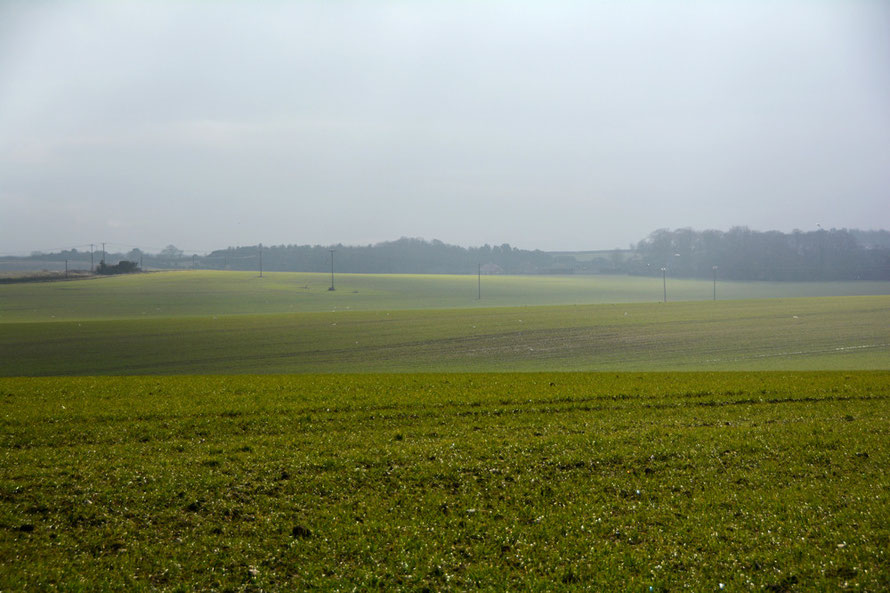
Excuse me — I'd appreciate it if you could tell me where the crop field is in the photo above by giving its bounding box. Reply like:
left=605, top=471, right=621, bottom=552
left=2, top=272, right=888, bottom=590
left=1, top=272, right=889, bottom=375
left=2, top=296, right=889, bottom=375
left=2, top=270, right=889, bottom=322
left=2, top=373, right=888, bottom=591
left=1, top=295, right=889, bottom=375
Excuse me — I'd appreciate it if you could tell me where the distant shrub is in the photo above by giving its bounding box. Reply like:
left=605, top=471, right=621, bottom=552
left=96, top=260, right=140, bottom=275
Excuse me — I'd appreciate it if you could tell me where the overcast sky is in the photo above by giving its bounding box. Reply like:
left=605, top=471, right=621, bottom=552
left=1, top=1, right=888, bottom=254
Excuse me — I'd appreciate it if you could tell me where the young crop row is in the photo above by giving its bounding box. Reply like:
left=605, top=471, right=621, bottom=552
left=2, top=372, right=888, bottom=591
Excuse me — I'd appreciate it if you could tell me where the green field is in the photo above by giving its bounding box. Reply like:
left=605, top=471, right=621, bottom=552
left=2, top=296, right=889, bottom=375
left=2, top=272, right=888, bottom=590
left=2, top=373, right=888, bottom=591
left=1, top=272, right=888, bottom=375
left=2, top=270, right=889, bottom=322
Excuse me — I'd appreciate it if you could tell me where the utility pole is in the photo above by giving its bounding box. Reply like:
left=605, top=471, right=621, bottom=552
left=477, top=263, right=481, bottom=300
left=661, top=267, right=667, bottom=303
left=101, top=242, right=106, bottom=265
left=712, top=265, right=718, bottom=301
left=259, top=244, right=263, bottom=278
left=90, top=244, right=94, bottom=272
left=328, top=249, right=336, bottom=291
left=65, top=259, right=68, bottom=278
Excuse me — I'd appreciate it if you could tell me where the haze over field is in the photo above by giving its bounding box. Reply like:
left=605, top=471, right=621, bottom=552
left=1, top=1, right=889, bottom=254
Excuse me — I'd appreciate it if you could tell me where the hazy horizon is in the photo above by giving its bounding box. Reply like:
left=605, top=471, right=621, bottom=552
left=6, top=225, right=890, bottom=260
left=2, top=2, right=889, bottom=255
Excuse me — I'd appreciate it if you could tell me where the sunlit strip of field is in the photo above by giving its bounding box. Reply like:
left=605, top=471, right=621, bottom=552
left=2, top=372, right=887, bottom=591
left=2, top=296, right=888, bottom=375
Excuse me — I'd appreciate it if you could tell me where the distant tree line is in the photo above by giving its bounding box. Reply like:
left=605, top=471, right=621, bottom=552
left=204, top=238, right=572, bottom=275
left=849, top=229, right=890, bottom=249
left=202, top=230, right=889, bottom=281
left=4, top=229, right=888, bottom=280
left=3, top=245, right=189, bottom=272
left=631, top=227, right=890, bottom=281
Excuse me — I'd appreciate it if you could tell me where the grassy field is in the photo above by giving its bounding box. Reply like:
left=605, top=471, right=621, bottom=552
left=2, top=296, right=888, bottom=375
left=2, top=270, right=889, bottom=322
left=2, top=373, right=888, bottom=591
left=3, top=272, right=888, bottom=590
left=1, top=272, right=888, bottom=375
